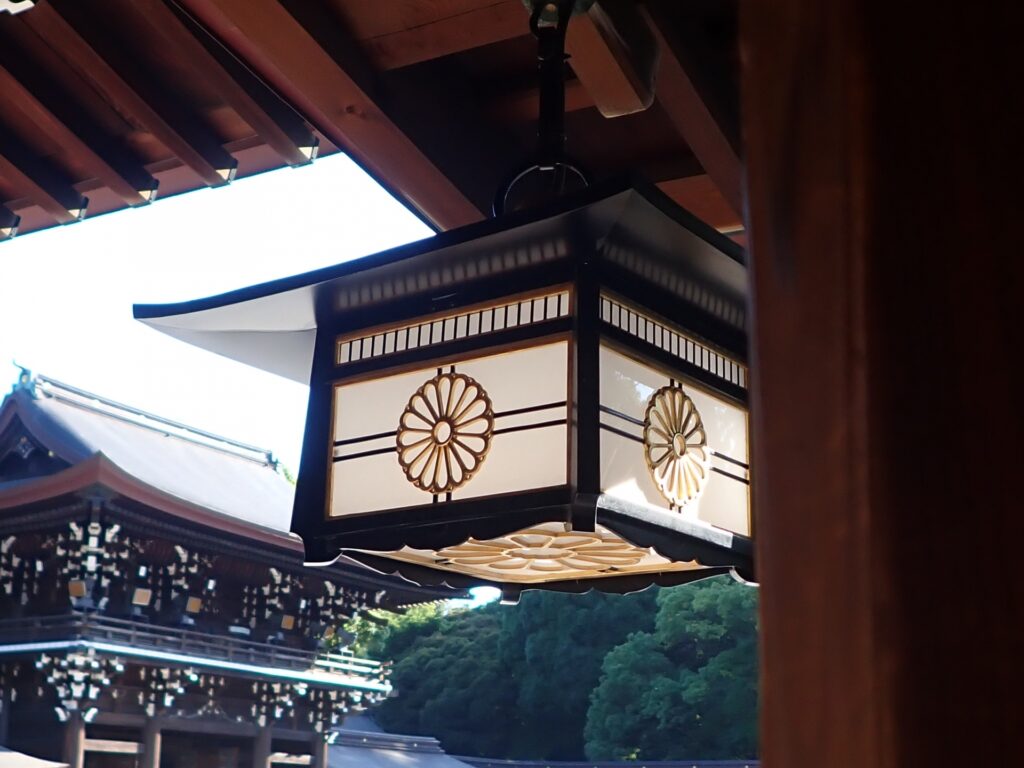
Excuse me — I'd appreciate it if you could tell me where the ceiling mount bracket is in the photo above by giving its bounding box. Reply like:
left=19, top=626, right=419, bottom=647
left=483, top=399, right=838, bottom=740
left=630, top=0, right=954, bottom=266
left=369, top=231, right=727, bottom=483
left=494, top=0, right=590, bottom=216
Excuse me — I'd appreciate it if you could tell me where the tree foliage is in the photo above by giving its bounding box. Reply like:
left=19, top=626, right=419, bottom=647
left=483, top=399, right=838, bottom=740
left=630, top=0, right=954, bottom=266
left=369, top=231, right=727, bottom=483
left=585, top=578, right=758, bottom=760
left=349, top=577, right=757, bottom=761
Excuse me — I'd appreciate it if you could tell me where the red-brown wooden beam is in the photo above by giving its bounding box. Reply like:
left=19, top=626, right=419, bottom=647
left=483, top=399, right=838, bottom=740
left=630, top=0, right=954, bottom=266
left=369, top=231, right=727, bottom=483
left=743, top=2, right=1021, bottom=768
left=0, top=60, right=155, bottom=206
left=178, top=0, right=482, bottom=230
left=490, top=78, right=594, bottom=123
left=24, top=2, right=235, bottom=188
left=129, top=0, right=316, bottom=168
left=657, top=175, right=742, bottom=233
left=565, top=0, right=657, bottom=118
left=362, top=0, right=526, bottom=71
left=0, top=132, right=87, bottom=224
left=644, top=12, right=743, bottom=220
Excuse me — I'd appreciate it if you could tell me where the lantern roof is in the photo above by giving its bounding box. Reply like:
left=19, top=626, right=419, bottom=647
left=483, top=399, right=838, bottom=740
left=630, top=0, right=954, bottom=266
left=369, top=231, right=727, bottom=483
left=134, top=181, right=746, bottom=382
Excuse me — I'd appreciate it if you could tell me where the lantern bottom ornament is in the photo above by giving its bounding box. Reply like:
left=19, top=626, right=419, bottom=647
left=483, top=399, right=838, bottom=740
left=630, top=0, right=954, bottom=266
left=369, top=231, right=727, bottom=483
left=135, top=181, right=757, bottom=596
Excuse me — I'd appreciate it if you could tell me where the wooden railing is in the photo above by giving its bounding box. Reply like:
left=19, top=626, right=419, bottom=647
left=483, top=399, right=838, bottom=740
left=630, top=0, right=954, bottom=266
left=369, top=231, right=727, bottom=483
left=0, top=612, right=387, bottom=683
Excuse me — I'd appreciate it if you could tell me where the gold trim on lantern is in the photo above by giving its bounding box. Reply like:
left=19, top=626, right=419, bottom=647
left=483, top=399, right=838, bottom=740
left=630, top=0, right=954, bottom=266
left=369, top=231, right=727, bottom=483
left=397, top=372, right=494, bottom=494
left=362, top=522, right=707, bottom=584
left=643, top=385, right=710, bottom=507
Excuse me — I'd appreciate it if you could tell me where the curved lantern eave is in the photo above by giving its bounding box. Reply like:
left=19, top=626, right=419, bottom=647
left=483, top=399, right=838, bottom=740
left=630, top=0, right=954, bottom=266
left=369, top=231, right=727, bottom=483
left=340, top=550, right=738, bottom=604
left=133, top=181, right=757, bottom=595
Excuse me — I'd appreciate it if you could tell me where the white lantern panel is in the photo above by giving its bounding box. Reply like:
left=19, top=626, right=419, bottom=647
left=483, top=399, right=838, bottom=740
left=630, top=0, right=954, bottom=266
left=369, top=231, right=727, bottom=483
left=450, top=422, right=567, bottom=501
left=330, top=340, right=569, bottom=518
left=599, top=345, right=750, bottom=536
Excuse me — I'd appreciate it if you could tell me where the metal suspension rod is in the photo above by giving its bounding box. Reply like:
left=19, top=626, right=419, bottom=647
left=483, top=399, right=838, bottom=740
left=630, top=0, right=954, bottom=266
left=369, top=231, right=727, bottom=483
left=493, top=0, right=589, bottom=216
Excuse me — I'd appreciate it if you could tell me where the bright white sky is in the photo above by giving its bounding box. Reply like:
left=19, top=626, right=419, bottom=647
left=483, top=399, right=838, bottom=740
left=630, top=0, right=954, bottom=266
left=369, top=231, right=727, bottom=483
left=0, top=154, right=432, bottom=473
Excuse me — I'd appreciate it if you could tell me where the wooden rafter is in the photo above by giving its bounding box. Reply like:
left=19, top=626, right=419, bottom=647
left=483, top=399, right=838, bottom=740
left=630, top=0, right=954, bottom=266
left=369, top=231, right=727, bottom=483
left=565, top=0, right=657, bottom=118
left=177, top=0, right=483, bottom=230
left=490, top=78, right=594, bottom=122
left=361, top=0, right=526, bottom=71
left=642, top=5, right=743, bottom=218
left=130, top=0, right=316, bottom=168
left=0, top=60, right=156, bottom=206
left=657, top=175, right=742, bottom=233
left=0, top=134, right=87, bottom=224
left=22, top=1, right=235, bottom=187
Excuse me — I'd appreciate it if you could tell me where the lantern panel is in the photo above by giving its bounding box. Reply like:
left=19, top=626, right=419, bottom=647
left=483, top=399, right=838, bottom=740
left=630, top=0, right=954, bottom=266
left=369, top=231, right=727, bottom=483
left=329, top=340, right=569, bottom=518
left=599, top=345, right=751, bottom=536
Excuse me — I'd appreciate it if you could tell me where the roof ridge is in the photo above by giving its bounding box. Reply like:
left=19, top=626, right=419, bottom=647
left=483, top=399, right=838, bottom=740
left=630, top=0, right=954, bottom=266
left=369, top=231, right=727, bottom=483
left=30, top=373, right=278, bottom=467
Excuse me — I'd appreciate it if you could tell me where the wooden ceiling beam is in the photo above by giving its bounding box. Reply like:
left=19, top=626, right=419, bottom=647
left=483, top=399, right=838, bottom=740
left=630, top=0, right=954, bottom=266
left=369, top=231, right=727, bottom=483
left=490, top=78, right=594, bottom=123
left=0, top=60, right=156, bottom=206
left=22, top=2, right=235, bottom=188
left=0, top=131, right=87, bottom=224
left=0, top=204, right=19, bottom=240
left=131, top=0, right=317, bottom=167
left=362, top=0, right=526, bottom=71
left=177, top=0, right=483, bottom=230
left=565, top=0, right=657, bottom=118
left=657, top=174, right=743, bottom=233
left=642, top=6, right=743, bottom=218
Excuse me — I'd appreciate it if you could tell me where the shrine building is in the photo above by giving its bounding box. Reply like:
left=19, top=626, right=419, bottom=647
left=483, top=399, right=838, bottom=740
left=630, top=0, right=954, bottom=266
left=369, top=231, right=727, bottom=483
left=0, top=371, right=456, bottom=768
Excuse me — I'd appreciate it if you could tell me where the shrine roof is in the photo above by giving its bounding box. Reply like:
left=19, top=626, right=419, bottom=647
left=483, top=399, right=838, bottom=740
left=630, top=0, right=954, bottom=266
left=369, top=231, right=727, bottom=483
left=0, top=371, right=293, bottom=533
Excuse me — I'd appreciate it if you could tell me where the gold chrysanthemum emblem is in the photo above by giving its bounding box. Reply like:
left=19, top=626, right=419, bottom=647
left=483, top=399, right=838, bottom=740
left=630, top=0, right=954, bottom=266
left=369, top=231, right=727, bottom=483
left=643, top=385, right=710, bottom=507
left=397, top=372, right=494, bottom=494
left=436, top=528, right=647, bottom=575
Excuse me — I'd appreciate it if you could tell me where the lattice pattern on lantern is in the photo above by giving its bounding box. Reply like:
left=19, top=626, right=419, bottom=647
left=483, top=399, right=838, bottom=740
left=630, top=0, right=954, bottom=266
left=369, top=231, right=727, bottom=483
left=36, top=650, right=124, bottom=722
left=369, top=522, right=706, bottom=584
left=397, top=372, right=494, bottom=494
left=600, top=294, right=747, bottom=389
left=643, top=385, right=711, bottom=508
left=337, top=290, right=571, bottom=365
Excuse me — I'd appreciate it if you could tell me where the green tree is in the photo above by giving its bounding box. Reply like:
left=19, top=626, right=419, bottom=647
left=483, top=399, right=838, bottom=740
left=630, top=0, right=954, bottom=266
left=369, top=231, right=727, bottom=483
left=584, top=576, right=758, bottom=761
left=497, top=588, right=658, bottom=759
left=372, top=603, right=525, bottom=756
left=345, top=601, right=447, bottom=658
left=348, top=578, right=758, bottom=761
left=353, top=588, right=658, bottom=759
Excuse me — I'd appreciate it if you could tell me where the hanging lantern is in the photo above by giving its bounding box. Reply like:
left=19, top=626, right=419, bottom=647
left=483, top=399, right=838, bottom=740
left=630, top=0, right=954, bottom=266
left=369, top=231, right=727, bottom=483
left=134, top=181, right=754, bottom=599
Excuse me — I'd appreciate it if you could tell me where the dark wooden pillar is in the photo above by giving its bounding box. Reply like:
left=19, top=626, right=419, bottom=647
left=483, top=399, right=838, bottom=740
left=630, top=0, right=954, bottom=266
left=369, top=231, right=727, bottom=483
left=62, top=712, right=85, bottom=768
left=741, top=2, right=1022, bottom=767
left=0, top=687, right=11, bottom=746
left=311, top=735, right=328, bottom=768
left=142, top=718, right=162, bottom=768
left=252, top=725, right=272, bottom=768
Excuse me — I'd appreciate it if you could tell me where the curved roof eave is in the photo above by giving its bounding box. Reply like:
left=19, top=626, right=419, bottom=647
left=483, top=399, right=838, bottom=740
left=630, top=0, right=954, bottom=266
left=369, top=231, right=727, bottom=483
left=0, top=453, right=302, bottom=551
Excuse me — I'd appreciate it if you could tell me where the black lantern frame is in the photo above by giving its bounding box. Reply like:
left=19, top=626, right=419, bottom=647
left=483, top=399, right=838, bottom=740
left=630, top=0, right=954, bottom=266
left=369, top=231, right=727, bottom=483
left=135, top=180, right=754, bottom=597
